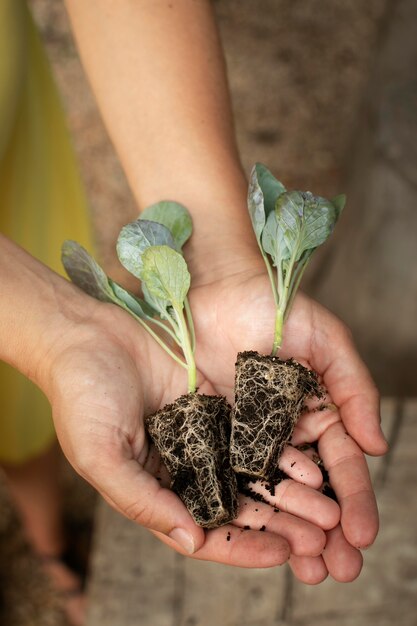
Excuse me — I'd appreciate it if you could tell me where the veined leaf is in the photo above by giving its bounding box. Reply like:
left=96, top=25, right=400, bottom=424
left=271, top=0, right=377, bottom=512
left=248, top=163, right=286, bottom=246
left=141, top=246, right=190, bottom=309
left=140, top=201, right=192, bottom=250
left=247, top=166, right=266, bottom=244
left=108, top=279, right=156, bottom=319
left=275, top=191, right=339, bottom=262
left=62, top=240, right=158, bottom=321
left=61, top=241, right=115, bottom=302
left=261, top=210, right=291, bottom=266
left=116, top=219, right=176, bottom=279
left=255, top=163, right=286, bottom=216
left=142, top=283, right=172, bottom=321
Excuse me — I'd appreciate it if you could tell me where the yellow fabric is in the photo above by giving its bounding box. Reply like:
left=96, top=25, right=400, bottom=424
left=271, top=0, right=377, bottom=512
left=0, top=1, right=93, bottom=464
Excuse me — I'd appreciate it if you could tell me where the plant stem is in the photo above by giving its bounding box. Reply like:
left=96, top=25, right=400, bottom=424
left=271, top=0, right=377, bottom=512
left=146, top=315, right=182, bottom=347
left=119, top=303, right=187, bottom=369
left=272, top=308, right=284, bottom=356
left=184, top=297, right=196, bottom=353
left=262, top=251, right=279, bottom=307
left=284, top=260, right=309, bottom=322
left=173, top=306, right=197, bottom=393
left=272, top=250, right=297, bottom=355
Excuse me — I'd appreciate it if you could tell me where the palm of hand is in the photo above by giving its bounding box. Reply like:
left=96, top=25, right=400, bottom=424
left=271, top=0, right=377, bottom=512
left=47, top=299, right=331, bottom=569
left=189, top=269, right=382, bottom=582
left=48, top=273, right=383, bottom=578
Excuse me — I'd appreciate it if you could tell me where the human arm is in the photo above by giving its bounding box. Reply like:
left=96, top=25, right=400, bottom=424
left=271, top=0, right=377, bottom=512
left=62, top=0, right=387, bottom=579
left=2, top=235, right=337, bottom=567
left=190, top=273, right=386, bottom=581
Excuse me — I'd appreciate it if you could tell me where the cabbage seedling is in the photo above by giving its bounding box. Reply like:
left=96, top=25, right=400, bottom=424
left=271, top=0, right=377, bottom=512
left=62, top=201, right=237, bottom=528
left=230, top=164, right=345, bottom=483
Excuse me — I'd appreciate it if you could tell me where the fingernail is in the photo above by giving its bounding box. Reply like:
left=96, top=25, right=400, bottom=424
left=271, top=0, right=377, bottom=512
left=169, top=528, right=195, bottom=554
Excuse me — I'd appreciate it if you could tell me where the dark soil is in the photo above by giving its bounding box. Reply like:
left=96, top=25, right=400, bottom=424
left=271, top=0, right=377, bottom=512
left=145, top=393, right=238, bottom=529
left=230, top=351, right=323, bottom=482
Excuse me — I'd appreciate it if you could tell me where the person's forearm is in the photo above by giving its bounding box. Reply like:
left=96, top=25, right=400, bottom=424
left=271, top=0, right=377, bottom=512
left=64, top=0, right=258, bottom=280
left=0, top=235, right=94, bottom=387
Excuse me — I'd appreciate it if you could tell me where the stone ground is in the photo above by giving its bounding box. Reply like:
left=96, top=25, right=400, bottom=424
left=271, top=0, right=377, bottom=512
left=1, top=0, right=416, bottom=624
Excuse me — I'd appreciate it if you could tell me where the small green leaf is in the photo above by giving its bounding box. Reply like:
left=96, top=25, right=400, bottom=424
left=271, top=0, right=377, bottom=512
left=247, top=166, right=266, bottom=244
left=116, top=219, right=176, bottom=279
left=261, top=210, right=290, bottom=265
left=248, top=164, right=286, bottom=245
left=108, top=279, right=156, bottom=319
left=141, top=246, right=190, bottom=309
left=61, top=241, right=115, bottom=302
left=275, top=191, right=339, bottom=261
left=142, top=283, right=171, bottom=321
left=140, top=201, right=192, bottom=250
left=255, top=163, right=286, bottom=216
left=331, top=194, right=346, bottom=218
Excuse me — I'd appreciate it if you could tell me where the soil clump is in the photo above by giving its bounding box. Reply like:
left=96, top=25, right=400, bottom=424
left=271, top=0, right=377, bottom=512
left=146, top=393, right=238, bottom=529
left=231, top=351, right=323, bottom=482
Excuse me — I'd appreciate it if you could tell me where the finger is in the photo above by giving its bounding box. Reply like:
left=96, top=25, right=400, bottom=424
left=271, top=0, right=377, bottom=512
left=318, top=421, right=379, bottom=549
left=154, top=526, right=290, bottom=568
left=288, top=554, right=328, bottom=585
left=246, top=478, right=340, bottom=530
left=309, top=309, right=388, bottom=456
left=279, top=446, right=323, bottom=488
left=236, top=496, right=326, bottom=557
left=291, top=404, right=340, bottom=447
left=322, top=524, right=363, bottom=582
left=72, top=434, right=205, bottom=555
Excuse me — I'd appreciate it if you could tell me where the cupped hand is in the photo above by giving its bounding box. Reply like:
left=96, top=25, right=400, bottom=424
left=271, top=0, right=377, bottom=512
left=189, top=264, right=388, bottom=581
left=43, top=295, right=324, bottom=568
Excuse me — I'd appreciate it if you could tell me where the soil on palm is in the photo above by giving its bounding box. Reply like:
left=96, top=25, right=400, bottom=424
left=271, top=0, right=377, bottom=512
left=230, top=351, right=323, bottom=482
left=145, top=393, right=238, bottom=529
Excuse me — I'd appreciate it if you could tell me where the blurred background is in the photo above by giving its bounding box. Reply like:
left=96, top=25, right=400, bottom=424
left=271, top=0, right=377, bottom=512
left=0, top=0, right=416, bottom=624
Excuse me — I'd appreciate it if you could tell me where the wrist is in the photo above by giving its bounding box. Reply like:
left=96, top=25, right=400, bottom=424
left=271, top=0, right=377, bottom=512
left=0, top=236, right=97, bottom=392
left=137, top=162, right=263, bottom=284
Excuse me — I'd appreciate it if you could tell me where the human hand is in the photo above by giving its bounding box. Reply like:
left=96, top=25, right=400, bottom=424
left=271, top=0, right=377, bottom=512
left=189, top=263, right=388, bottom=581
left=42, top=294, right=323, bottom=568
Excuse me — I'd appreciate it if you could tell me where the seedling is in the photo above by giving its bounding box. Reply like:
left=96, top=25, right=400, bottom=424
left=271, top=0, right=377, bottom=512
left=230, top=164, right=345, bottom=483
left=62, top=201, right=238, bottom=528
left=248, top=163, right=345, bottom=354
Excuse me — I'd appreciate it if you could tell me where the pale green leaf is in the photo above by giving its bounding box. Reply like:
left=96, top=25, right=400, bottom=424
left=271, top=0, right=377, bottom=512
left=247, top=165, right=266, bottom=244
left=261, top=210, right=290, bottom=265
left=116, top=219, right=175, bottom=279
left=61, top=241, right=115, bottom=302
left=109, top=279, right=156, bottom=319
left=141, top=246, right=190, bottom=309
left=255, top=163, right=286, bottom=216
left=140, top=201, right=192, bottom=250
left=142, top=283, right=171, bottom=321
left=275, top=191, right=339, bottom=261
left=248, top=163, right=286, bottom=246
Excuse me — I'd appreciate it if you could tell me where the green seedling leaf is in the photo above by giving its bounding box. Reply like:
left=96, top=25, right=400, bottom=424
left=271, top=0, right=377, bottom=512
left=248, top=163, right=286, bottom=245
left=62, top=240, right=116, bottom=303
left=247, top=166, right=266, bottom=244
left=140, top=201, right=192, bottom=250
left=141, top=245, right=190, bottom=310
left=141, top=283, right=172, bottom=321
left=116, top=219, right=176, bottom=279
left=261, top=210, right=291, bottom=266
left=109, top=279, right=156, bottom=319
left=275, top=191, right=339, bottom=261
left=246, top=163, right=344, bottom=355
left=255, top=163, right=286, bottom=216
left=62, top=240, right=156, bottom=321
